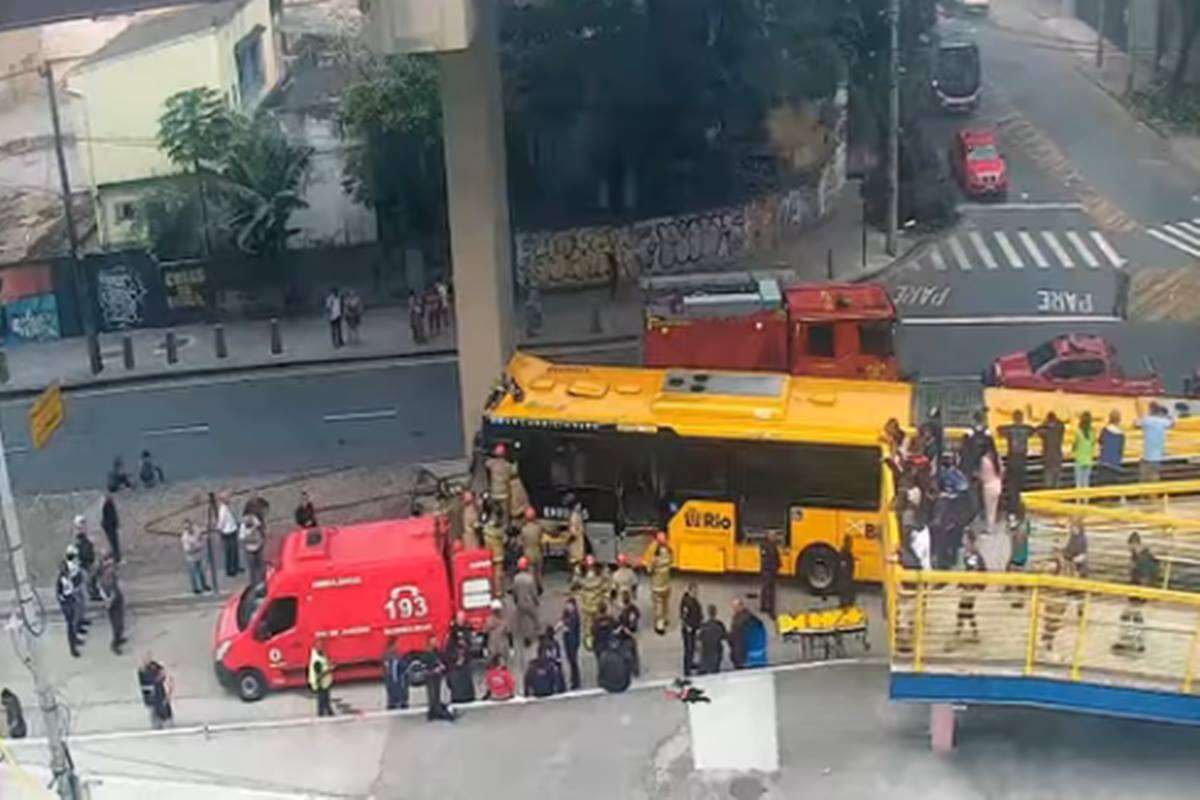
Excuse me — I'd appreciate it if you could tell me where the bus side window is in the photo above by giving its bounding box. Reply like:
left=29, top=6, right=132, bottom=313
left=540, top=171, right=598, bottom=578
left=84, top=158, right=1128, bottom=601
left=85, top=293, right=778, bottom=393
left=664, top=441, right=729, bottom=501
left=736, top=442, right=796, bottom=541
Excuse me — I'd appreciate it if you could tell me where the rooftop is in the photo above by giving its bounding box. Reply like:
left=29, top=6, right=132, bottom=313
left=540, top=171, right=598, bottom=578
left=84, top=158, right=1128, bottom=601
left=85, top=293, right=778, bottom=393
left=75, top=0, right=253, bottom=70
left=280, top=515, right=441, bottom=570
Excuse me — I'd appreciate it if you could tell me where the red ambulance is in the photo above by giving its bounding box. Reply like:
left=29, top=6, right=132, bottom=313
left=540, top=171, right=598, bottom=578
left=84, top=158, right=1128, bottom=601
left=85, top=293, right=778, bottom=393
left=212, top=515, right=493, bottom=701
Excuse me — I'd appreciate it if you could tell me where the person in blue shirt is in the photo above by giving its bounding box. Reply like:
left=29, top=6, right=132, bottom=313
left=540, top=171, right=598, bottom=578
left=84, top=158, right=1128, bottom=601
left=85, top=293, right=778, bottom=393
left=1097, top=410, right=1126, bottom=484
left=1136, top=403, right=1175, bottom=483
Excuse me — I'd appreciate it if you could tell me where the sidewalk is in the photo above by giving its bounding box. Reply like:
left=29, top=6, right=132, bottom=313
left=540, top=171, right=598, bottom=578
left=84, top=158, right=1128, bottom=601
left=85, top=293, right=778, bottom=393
left=0, top=183, right=902, bottom=395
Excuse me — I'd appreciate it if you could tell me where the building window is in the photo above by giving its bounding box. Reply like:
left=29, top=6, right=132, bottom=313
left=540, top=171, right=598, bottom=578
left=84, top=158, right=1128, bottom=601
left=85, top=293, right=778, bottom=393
left=113, top=201, right=137, bottom=223
left=235, top=26, right=266, bottom=108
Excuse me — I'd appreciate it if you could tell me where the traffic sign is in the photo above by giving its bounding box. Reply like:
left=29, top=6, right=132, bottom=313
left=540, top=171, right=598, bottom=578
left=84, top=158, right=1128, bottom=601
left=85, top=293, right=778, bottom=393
left=29, top=383, right=63, bottom=450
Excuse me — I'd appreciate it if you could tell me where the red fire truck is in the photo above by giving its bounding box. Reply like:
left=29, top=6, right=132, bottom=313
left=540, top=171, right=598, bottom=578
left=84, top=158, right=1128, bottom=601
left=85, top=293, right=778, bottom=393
left=644, top=279, right=900, bottom=381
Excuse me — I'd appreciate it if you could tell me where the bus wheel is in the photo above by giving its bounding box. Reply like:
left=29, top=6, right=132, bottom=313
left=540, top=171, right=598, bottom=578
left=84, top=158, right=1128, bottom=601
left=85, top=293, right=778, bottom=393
left=237, top=668, right=267, bottom=703
left=798, top=545, right=839, bottom=594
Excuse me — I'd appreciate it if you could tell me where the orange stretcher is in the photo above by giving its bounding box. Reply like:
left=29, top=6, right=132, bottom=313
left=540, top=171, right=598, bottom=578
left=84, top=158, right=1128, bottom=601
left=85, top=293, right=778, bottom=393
left=778, top=604, right=870, bottom=660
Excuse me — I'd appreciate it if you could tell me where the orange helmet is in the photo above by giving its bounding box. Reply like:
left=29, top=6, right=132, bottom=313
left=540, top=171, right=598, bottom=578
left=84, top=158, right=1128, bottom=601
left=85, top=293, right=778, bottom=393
left=617, top=553, right=629, bottom=565
left=524, top=507, right=537, bottom=521
left=656, top=531, right=668, bottom=545
left=517, top=556, right=529, bottom=570
left=492, top=443, right=507, bottom=457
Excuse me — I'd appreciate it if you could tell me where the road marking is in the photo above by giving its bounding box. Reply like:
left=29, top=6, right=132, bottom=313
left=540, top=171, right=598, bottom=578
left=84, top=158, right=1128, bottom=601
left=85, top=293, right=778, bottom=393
left=1162, top=223, right=1200, bottom=247
left=946, top=235, right=973, bottom=271
left=957, top=201, right=1085, bottom=211
left=903, top=315, right=1121, bottom=326
left=929, top=247, right=948, bottom=272
left=968, top=231, right=999, bottom=269
left=993, top=231, right=1024, bottom=269
left=1088, top=231, right=1125, bottom=268
left=1178, top=221, right=1200, bottom=237
left=1065, top=230, right=1101, bottom=269
left=1017, top=231, right=1050, bottom=268
left=143, top=424, right=211, bottom=437
left=323, top=408, right=399, bottom=423
left=1040, top=231, right=1074, bottom=269
left=1147, top=227, right=1200, bottom=258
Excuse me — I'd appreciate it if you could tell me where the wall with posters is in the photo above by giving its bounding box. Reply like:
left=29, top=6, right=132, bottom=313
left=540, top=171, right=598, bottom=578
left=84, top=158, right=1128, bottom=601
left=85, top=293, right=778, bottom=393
left=0, top=262, right=62, bottom=343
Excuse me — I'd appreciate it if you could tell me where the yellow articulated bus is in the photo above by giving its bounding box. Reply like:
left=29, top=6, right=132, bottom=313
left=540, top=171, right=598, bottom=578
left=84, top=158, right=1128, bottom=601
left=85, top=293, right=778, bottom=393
left=482, top=352, right=910, bottom=592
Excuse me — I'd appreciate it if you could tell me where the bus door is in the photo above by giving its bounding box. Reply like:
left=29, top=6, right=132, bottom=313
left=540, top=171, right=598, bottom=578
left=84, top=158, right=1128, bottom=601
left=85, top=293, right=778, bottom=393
left=662, top=440, right=736, bottom=572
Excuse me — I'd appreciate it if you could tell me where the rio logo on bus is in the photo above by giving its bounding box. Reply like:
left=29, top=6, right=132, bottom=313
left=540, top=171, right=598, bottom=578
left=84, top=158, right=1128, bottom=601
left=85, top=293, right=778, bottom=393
left=682, top=505, right=733, bottom=531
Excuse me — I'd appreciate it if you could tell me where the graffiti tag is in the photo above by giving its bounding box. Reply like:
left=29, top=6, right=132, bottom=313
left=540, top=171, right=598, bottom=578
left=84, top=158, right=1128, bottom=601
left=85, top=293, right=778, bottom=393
left=96, top=265, right=147, bottom=329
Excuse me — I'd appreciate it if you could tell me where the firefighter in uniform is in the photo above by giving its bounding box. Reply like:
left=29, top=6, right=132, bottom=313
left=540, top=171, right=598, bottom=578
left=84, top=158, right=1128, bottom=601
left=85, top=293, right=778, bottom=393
left=486, top=444, right=514, bottom=530
left=566, top=502, right=586, bottom=574
left=461, top=491, right=481, bottom=549
left=611, top=553, right=638, bottom=604
left=509, top=463, right=531, bottom=522
left=575, top=555, right=605, bottom=651
left=518, top=507, right=544, bottom=593
left=650, top=532, right=673, bottom=634
left=483, top=513, right=507, bottom=597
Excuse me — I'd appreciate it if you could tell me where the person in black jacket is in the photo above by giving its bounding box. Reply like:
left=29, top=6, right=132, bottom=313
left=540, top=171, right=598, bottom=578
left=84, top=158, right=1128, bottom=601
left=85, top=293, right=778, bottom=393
left=697, top=604, right=727, bottom=674
left=591, top=601, right=617, bottom=671
left=679, top=583, right=702, bottom=676
left=729, top=598, right=753, bottom=670
left=524, top=656, right=557, bottom=698
left=596, top=640, right=631, bottom=693
left=615, top=592, right=641, bottom=677
left=2, top=688, right=26, bottom=739
left=96, top=554, right=126, bottom=654
left=559, top=598, right=582, bottom=690
left=294, top=491, right=318, bottom=528
left=382, top=638, right=408, bottom=710
left=444, top=612, right=476, bottom=704
left=101, top=492, right=121, bottom=563
left=758, top=533, right=781, bottom=617
left=417, top=635, right=456, bottom=722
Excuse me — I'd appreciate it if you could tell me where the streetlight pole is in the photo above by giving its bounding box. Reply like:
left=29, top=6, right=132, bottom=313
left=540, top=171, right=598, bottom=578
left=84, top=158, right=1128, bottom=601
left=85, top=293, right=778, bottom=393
left=0, top=420, right=79, bottom=799
left=886, top=0, right=901, bottom=257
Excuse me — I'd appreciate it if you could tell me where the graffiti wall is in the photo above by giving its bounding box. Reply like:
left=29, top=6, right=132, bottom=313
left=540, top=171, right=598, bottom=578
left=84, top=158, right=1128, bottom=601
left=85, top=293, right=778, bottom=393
left=516, top=96, right=848, bottom=290
left=86, top=251, right=170, bottom=332
left=0, top=262, right=62, bottom=343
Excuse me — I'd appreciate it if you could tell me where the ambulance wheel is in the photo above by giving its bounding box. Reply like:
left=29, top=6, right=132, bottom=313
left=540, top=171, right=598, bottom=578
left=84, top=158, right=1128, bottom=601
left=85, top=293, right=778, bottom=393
left=798, top=545, right=839, bottom=595
left=237, top=668, right=267, bottom=702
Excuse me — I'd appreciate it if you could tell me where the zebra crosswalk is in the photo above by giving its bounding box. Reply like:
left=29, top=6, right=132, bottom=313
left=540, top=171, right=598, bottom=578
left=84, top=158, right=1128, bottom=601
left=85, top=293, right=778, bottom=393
left=912, top=228, right=1125, bottom=273
left=1145, top=219, right=1200, bottom=259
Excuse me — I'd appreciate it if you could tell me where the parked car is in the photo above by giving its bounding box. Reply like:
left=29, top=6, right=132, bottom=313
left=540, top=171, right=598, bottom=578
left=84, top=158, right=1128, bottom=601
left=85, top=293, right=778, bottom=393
left=987, top=334, right=1165, bottom=396
left=950, top=129, right=1008, bottom=199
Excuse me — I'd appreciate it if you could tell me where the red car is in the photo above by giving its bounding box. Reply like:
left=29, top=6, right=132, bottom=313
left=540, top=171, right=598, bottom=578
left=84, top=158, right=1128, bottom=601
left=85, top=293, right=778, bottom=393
left=950, top=129, right=1008, bottom=199
left=988, top=334, right=1164, bottom=396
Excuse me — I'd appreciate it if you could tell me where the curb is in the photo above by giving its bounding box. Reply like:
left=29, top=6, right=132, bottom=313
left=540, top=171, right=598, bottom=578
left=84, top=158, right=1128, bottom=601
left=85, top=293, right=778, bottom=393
left=853, top=234, right=934, bottom=284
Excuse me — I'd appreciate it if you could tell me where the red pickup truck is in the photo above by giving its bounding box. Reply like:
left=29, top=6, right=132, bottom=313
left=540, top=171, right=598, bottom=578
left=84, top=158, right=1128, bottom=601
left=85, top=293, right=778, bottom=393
left=988, top=334, right=1164, bottom=396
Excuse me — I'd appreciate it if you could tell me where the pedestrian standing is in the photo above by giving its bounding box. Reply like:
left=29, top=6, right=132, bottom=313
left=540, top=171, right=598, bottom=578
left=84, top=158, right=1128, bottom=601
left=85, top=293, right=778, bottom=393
left=575, top=556, right=605, bottom=650
left=343, top=288, right=364, bottom=345
left=308, top=644, right=334, bottom=717
left=611, top=553, right=638, bottom=605
left=408, top=291, right=425, bottom=344
left=101, top=491, right=122, bottom=563
left=55, top=563, right=82, bottom=658
left=436, top=280, right=451, bottom=330
left=2, top=688, right=26, bottom=739
left=950, top=543, right=985, bottom=646
left=1136, top=402, right=1175, bottom=483
left=137, top=654, right=173, bottom=729
left=485, top=599, right=511, bottom=664
left=240, top=510, right=266, bottom=587
left=518, top=508, right=544, bottom=594
left=445, top=612, right=476, bottom=704
left=486, top=444, right=513, bottom=531
left=294, top=491, right=318, bottom=528
left=65, top=545, right=91, bottom=635
left=1036, top=412, right=1066, bottom=489
left=512, top=557, right=540, bottom=649
left=978, top=438, right=1004, bottom=532
left=483, top=513, right=506, bottom=597
left=566, top=502, right=586, bottom=575
left=559, top=597, right=582, bottom=690
left=697, top=604, right=727, bottom=674
left=181, top=520, right=211, bottom=594
left=460, top=490, right=481, bottom=549
left=616, top=591, right=641, bottom=677
left=998, top=410, right=1035, bottom=510
left=590, top=601, right=617, bottom=672
left=325, top=286, right=344, bottom=348
left=73, top=516, right=98, bottom=606
left=217, top=492, right=241, bottom=577
left=1073, top=412, right=1097, bottom=489
left=758, top=532, right=781, bottom=617
left=96, top=554, right=127, bottom=655
left=418, top=634, right=456, bottom=722
left=1098, top=410, right=1126, bottom=484
left=679, top=583, right=702, bottom=676
left=729, top=598, right=752, bottom=670
left=650, top=532, right=672, bottom=634
left=382, top=639, right=409, bottom=710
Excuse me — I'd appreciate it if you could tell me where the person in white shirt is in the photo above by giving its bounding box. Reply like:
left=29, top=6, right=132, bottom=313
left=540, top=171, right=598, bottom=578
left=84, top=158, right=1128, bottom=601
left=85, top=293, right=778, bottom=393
left=910, top=525, right=932, bottom=571
left=239, top=512, right=266, bottom=587
left=325, top=287, right=344, bottom=348
left=217, top=492, right=241, bottom=577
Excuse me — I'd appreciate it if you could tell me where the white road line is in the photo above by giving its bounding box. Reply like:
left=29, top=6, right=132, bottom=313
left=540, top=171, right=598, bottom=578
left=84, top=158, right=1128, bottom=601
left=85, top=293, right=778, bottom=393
left=1177, top=221, right=1200, bottom=237
left=1162, top=223, right=1200, bottom=247
left=323, top=408, right=399, bottom=423
left=1017, top=231, right=1050, bottom=269
left=929, top=247, right=948, bottom=272
left=993, top=231, right=1025, bottom=269
left=1088, top=231, right=1125, bottom=268
left=968, top=231, right=999, bottom=270
left=1065, top=230, right=1101, bottom=269
left=1192, top=218, right=1200, bottom=226
left=1040, top=231, right=1074, bottom=269
left=1147, top=228, right=1200, bottom=258
left=958, top=202, right=1085, bottom=211
left=947, top=235, right=973, bottom=271
left=903, top=315, right=1121, bottom=326
left=143, top=424, right=211, bottom=437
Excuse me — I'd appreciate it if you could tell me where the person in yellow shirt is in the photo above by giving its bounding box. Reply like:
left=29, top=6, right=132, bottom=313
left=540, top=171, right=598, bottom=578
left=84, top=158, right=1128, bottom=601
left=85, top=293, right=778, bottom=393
left=307, top=644, right=334, bottom=717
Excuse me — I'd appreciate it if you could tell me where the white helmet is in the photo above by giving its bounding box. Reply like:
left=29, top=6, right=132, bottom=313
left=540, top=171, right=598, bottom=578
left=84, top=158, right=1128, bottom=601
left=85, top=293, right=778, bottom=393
left=73, top=514, right=86, bottom=529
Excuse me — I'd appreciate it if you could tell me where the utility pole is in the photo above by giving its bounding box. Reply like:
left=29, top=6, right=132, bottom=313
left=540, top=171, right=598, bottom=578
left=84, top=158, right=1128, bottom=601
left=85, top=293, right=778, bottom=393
left=0, top=421, right=79, bottom=798
left=886, top=0, right=900, bottom=256
left=1096, top=0, right=1107, bottom=68
left=43, top=61, right=102, bottom=376
left=1125, top=1, right=1136, bottom=96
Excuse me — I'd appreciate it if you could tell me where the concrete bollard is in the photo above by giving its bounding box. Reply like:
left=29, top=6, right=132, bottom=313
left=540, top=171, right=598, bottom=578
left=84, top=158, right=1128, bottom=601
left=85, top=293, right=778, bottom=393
left=0, top=350, right=8, bottom=384
left=214, top=324, right=228, bottom=359
left=122, top=334, right=134, bottom=370
left=165, top=330, right=178, bottom=365
left=270, top=318, right=282, bottom=355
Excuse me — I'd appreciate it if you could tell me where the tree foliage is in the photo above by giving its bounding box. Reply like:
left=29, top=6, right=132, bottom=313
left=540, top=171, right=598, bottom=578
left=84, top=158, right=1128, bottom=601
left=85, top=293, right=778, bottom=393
left=157, top=87, right=237, bottom=172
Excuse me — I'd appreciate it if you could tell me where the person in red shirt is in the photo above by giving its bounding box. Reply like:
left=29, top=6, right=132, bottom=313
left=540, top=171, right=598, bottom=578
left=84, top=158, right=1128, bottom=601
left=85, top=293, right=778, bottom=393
left=483, top=655, right=515, bottom=701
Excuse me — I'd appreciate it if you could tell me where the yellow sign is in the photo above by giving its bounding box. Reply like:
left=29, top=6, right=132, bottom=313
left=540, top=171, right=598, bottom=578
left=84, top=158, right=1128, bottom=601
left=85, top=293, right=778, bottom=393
left=29, top=383, right=63, bottom=450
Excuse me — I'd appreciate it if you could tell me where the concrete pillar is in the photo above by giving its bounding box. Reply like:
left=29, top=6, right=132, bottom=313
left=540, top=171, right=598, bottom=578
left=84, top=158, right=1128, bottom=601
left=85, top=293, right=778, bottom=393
left=930, top=703, right=957, bottom=753
left=438, top=0, right=515, bottom=454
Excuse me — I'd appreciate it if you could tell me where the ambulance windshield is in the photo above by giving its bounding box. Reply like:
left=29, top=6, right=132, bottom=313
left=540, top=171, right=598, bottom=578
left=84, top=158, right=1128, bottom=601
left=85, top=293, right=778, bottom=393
left=236, top=582, right=268, bottom=631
